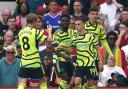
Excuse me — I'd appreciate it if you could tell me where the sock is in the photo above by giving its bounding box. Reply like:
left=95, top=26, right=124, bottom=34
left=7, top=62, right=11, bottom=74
left=18, top=83, right=26, bottom=89
left=59, top=80, right=69, bottom=89
left=75, top=83, right=82, bottom=89
left=40, top=81, right=47, bottom=89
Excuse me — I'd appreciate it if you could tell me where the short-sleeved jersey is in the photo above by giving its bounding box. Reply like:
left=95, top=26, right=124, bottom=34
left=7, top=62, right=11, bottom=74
left=44, top=13, right=61, bottom=33
left=72, top=31, right=99, bottom=67
left=53, top=28, right=75, bottom=62
left=85, top=22, right=106, bottom=41
left=18, top=27, right=47, bottom=68
left=85, top=22, right=107, bottom=60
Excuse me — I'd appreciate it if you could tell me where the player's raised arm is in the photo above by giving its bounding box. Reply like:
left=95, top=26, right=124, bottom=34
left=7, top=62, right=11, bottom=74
left=46, top=25, right=52, bottom=42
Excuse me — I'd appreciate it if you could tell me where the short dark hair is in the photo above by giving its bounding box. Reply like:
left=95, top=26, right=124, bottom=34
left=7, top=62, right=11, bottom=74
left=107, top=31, right=118, bottom=40
left=7, top=15, right=16, bottom=22
left=89, top=6, right=99, bottom=13
left=120, top=21, right=128, bottom=27
left=122, top=7, right=128, bottom=12
left=26, top=13, right=37, bottom=24
left=75, top=17, right=85, bottom=23
left=17, top=2, right=30, bottom=14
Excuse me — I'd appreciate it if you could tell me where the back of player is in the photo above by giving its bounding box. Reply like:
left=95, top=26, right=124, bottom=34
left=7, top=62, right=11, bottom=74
left=18, top=13, right=52, bottom=89
left=18, top=27, right=46, bottom=68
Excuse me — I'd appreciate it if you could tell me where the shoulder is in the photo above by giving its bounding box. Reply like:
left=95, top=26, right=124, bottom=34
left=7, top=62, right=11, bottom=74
left=54, top=29, right=63, bottom=35
left=0, top=59, right=5, bottom=64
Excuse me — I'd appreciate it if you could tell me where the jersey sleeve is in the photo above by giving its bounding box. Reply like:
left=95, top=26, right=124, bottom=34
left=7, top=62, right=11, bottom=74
left=99, top=26, right=106, bottom=40
left=91, top=34, right=99, bottom=46
left=52, top=30, right=60, bottom=45
left=36, top=29, right=47, bottom=42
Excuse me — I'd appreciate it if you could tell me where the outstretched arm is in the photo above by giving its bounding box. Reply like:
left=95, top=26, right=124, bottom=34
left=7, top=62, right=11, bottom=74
left=46, top=25, right=52, bottom=42
left=95, top=45, right=103, bottom=72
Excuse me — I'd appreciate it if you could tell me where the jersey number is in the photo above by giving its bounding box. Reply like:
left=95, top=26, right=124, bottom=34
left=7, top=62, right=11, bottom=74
left=22, top=36, right=30, bottom=50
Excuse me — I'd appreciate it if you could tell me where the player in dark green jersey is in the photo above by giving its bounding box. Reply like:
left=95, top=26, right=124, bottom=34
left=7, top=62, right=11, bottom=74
left=85, top=7, right=113, bottom=72
left=58, top=18, right=103, bottom=89
left=18, top=13, right=52, bottom=89
left=52, top=14, right=75, bottom=89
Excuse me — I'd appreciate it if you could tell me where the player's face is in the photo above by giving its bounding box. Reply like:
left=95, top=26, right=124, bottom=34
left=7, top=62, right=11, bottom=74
left=89, top=11, right=98, bottom=22
left=75, top=20, right=84, bottom=32
left=61, top=17, right=70, bottom=29
left=35, top=18, right=43, bottom=29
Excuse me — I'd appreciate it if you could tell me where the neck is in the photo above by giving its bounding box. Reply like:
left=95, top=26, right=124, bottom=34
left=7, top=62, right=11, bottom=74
left=89, top=20, right=97, bottom=25
left=79, top=29, right=86, bottom=35
left=21, top=14, right=27, bottom=17
left=27, top=24, right=33, bottom=28
left=6, top=59, right=14, bottom=64
left=49, top=11, right=57, bottom=16
left=74, top=11, right=82, bottom=16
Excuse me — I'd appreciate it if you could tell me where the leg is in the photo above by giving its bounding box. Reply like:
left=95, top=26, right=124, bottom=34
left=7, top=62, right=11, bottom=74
left=40, top=78, right=47, bottom=89
left=17, top=78, right=27, bottom=89
left=59, top=73, right=69, bottom=89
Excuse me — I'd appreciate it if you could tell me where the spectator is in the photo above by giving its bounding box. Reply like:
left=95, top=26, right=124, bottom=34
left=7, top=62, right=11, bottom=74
left=0, top=39, right=6, bottom=59
left=116, top=21, right=128, bottom=48
left=121, top=45, right=128, bottom=65
left=102, top=31, right=128, bottom=77
left=62, top=5, right=69, bottom=15
left=0, top=45, right=20, bottom=87
left=4, top=30, right=14, bottom=49
left=44, top=0, right=61, bottom=33
left=98, top=56, right=126, bottom=87
left=114, top=8, right=128, bottom=34
left=100, top=0, right=123, bottom=31
left=16, top=2, right=30, bottom=29
left=72, top=0, right=88, bottom=22
left=56, top=0, right=75, bottom=14
left=0, top=8, right=11, bottom=33
left=7, top=15, right=20, bottom=45
left=110, top=8, right=122, bottom=31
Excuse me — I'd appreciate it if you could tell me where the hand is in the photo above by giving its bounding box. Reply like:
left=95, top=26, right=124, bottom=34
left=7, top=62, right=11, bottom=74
left=120, top=30, right=126, bottom=36
left=46, top=25, right=52, bottom=34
